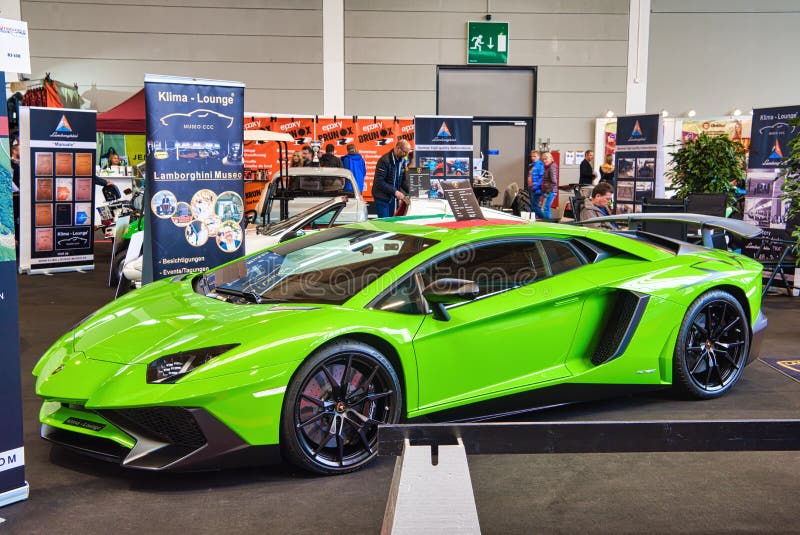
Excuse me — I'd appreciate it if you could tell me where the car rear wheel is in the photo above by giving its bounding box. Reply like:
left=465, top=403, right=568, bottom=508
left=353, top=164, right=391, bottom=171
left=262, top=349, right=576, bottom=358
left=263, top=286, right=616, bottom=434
left=281, top=339, right=402, bottom=475
left=673, top=290, right=750, bottom=399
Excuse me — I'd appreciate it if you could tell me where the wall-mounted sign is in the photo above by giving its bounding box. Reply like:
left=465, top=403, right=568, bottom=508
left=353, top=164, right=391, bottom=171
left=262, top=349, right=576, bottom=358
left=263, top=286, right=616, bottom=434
left=0, top=17, right=31, bottom=73
left=467, top=21, right=509, bottom=64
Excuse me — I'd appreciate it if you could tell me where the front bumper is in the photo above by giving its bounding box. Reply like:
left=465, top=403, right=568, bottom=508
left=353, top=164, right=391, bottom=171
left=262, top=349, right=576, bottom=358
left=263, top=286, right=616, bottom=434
left=40, top=403, right=280, bottom=471
left=747, top=310, right=768, bottom=365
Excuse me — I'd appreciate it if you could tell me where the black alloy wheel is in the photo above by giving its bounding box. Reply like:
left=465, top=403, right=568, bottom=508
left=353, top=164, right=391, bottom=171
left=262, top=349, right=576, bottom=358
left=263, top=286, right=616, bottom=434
left=673, top=290, right=750, bottom=399
left=281, top=340, right=402, bottom=475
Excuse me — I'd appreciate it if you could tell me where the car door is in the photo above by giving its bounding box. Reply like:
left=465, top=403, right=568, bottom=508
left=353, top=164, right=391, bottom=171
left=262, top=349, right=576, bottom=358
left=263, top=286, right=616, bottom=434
left=412, top=238, right=595, bottom=411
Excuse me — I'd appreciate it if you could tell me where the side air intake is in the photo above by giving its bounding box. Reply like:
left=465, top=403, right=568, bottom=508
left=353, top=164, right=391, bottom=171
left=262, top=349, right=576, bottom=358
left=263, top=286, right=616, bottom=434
left=591, top=291, right=649, bottom=366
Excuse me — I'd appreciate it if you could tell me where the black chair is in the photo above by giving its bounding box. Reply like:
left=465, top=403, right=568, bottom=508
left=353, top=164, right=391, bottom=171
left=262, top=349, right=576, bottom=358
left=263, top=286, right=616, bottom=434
left=640, top=198, right=687, bottom=241
left=686, top=193, right=729, bottom=248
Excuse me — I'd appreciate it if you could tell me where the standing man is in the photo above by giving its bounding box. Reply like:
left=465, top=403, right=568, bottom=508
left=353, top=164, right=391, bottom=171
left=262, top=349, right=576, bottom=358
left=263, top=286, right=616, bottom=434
left=319, top=143, right=343, bottom=168
left=528, top=150, right=545, bottom=219
left=341, top=143, right=366, bottom=192
left=579, top=150, right=597, bottom=185
left=371, top=139, right=411, bottom=218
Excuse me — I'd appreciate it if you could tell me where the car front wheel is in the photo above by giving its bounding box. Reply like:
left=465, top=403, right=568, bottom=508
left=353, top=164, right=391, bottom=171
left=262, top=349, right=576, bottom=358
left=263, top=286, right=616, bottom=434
left=281, top=339, right=402, bottom=475
left=673, top=290, right=750, bottom=399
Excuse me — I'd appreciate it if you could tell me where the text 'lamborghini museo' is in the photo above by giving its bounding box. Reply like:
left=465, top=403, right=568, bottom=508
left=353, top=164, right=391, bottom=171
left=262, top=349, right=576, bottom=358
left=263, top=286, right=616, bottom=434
left=34, top=218, right=767, bottom=474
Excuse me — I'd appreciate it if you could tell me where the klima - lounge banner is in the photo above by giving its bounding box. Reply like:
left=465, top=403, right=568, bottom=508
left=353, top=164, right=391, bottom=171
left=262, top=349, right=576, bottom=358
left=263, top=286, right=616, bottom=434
left=18, top=107, right=97, bottom=274
left=144, top=75, right=245, bottom=282
left=0, top=70, right=28, bottom=507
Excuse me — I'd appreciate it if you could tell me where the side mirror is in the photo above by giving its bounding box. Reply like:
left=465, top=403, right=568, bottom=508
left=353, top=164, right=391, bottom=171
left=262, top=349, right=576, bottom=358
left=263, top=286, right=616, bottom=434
left=279, top=229, right=305, bottom=243
left=422, top=278, right=480, bottom=321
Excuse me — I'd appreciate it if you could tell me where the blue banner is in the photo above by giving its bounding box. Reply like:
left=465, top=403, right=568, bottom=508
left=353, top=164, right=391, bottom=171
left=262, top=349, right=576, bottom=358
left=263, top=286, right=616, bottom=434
left=0, top=71, right=28, bottom=507
left=414, top=116, right=473, bottom=198
left=19, top=107, right=97, bottom=273
left=144, top=75, right=245, bottom=281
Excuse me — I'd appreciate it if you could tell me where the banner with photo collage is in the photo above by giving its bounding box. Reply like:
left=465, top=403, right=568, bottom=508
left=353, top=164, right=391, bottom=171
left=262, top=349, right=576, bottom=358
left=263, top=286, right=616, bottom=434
left=18, top=107, right=96, bottom=274
left=242, top=115, right=415, bottom=202
left=413, top=116, right=473, bottom=200
left=613, top=114, right=662, bottom=214
left=741, top=105, right=800, bottom=287
left=0, top=71, right=28, bottom=507
left=144, top=75, right=245, bottom=282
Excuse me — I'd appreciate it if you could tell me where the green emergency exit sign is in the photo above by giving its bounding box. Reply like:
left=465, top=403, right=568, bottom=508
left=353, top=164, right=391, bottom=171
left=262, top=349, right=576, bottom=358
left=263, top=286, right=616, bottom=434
left=467, top=21, right=509, bottom=64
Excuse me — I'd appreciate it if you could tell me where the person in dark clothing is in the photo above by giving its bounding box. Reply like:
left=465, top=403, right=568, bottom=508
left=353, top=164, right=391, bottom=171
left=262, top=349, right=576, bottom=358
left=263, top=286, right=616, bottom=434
left=371, top=139, right=411, bottom=218
left=10, top=139, right=20, bottom=249
left=541, top=151, right=558, bottom=220
left=579, top=150, right=596, bottom=185
left=599, top=153, right=615, bottom=184
left=341, top=143, right=366, bottom=193
left=318, top=143, right=343, bottom=168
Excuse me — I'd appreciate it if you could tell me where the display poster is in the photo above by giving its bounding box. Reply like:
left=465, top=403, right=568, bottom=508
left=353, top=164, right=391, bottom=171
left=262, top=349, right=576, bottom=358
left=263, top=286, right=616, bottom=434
left=406, top=166, right=431, bottom=198
left=742, top=105, right=800, bottom=290
left=144, top=75, right=245, bottom=282
left=241, top=115, right=414, bottom=201
left=614, top=114, right=661, bottom=214
left=440, top=178, right=484, bottom=221
left=681, top=118, right=751, bottom=152
left=18, top=107, right=96, bottom=274
left=0, top=17, right=32, bottom=74
left=0, top=71, right=28, bottom=507
left=414, top=116, right=472, bottom=202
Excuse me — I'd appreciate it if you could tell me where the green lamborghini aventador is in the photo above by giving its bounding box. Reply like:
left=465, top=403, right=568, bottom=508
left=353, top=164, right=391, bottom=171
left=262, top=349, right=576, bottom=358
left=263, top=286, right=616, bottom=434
left=33, top=218, right=767, bottom=474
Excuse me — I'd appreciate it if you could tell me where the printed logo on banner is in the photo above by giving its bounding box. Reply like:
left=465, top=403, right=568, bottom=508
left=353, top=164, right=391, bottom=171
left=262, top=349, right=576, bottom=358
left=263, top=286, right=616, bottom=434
left=630, top=121, right=643, bottom=139
left=768, top=139, right=784, bottom=160
left=436, top=122, right=452, bottom=138
left=51, top=115, right=78, bottom=139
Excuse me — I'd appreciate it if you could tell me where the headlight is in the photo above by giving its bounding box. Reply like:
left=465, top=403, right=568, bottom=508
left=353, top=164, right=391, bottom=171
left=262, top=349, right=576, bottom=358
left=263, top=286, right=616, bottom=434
left=146, top=344, right=239, bottom=384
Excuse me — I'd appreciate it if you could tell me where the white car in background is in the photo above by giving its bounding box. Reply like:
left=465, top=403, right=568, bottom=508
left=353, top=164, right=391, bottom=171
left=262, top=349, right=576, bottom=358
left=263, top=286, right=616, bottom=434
left=253, top=167, right=368, bottom=226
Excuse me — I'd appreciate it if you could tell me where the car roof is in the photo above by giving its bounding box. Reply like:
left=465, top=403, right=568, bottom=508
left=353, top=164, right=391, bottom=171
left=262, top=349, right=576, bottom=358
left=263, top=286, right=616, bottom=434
left=346, top=219, right=674, bottom=261
left=270, top=167, right=356, bottom=180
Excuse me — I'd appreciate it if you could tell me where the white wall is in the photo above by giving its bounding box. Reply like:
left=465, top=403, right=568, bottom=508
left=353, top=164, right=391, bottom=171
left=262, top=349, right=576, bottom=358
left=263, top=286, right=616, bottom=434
left=22, top=0, right=323, bottom=113
left=648, top=0, right=800, bottom=116
left=344, top=0, right=630, bottom=181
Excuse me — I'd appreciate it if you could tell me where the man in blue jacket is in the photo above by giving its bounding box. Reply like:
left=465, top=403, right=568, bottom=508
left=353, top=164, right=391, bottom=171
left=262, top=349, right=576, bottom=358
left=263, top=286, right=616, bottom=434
left=341, top=143, right=366, bottom=193
left=528, top=150, right=545, bottom=219
left=371, top=139, right=411, bottom=218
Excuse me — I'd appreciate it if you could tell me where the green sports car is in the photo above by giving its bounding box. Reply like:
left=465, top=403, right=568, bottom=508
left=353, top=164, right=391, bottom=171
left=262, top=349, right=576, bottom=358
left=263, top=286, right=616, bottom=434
left=34, top=218, right=767, bottom=474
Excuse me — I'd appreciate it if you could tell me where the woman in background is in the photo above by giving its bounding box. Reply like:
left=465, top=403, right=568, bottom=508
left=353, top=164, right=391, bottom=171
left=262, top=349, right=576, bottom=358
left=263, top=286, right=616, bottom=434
left=599, top=153, right=615, bottom=184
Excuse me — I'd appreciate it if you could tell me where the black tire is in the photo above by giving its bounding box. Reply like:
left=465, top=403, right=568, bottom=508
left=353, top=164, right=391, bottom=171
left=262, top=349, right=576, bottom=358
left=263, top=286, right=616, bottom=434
left=280, top=339, right=402, bottom=475
left=673, top=290, right=750, bottom=399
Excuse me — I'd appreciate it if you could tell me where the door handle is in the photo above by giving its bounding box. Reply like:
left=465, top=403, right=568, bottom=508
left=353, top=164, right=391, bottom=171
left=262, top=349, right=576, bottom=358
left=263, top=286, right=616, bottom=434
left=554, top=296, right=580, bottom=307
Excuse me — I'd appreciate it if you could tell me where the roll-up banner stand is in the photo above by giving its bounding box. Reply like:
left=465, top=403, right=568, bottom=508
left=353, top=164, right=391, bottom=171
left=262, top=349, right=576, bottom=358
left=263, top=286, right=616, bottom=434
left=143, top=75, right=245, bottom=283
left=0, top=71, right=29, bottom=507
left=742, top=105, right=800, bottom=292
left=18, top=107, right=97, bottom=274
left=613, top=114, right=663, bottom=215
left=414, top=116, right=473, bottom=198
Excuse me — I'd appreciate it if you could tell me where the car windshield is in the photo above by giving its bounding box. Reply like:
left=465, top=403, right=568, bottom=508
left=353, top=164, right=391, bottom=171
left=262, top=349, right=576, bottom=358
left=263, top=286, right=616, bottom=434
left=208, top=228, right=438, bottom=305
left=283, top=175, right=354, bottom=197
left=259, top=198, right=344, bottom=237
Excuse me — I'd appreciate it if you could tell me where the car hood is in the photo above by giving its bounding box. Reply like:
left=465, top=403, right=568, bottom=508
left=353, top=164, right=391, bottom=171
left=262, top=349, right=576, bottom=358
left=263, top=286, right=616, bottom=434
left=72, top=277, right=315, bottom=369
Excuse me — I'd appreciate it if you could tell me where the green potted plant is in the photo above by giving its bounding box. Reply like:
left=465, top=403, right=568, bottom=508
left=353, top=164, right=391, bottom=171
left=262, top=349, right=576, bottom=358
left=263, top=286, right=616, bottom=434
left=780, top=118, right=800, bottom=258
left=666, top=131, right=747, bottom=208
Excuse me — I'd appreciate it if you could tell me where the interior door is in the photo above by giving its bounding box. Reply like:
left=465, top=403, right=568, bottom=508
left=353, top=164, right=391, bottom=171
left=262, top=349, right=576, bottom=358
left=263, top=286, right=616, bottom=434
left=412, top=239, right=593, bottom=412
left=485, top=124, right=527, bottom=196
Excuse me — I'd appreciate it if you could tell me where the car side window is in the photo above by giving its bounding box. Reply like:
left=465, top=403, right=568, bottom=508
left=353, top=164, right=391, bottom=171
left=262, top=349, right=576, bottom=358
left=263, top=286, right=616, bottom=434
left=420, top=241, right=546, bottom=298
left=309, top=207, right=339, bottom=229
left=540, top=240, right=583, bottom=275
left=373, top=275, right=426, bottom=315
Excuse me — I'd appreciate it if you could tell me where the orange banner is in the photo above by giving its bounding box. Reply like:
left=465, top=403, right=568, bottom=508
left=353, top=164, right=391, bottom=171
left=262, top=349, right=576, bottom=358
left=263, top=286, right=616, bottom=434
left=243, top=180, right=266, bottom=213
left=243, top=115, right=415, bottom=201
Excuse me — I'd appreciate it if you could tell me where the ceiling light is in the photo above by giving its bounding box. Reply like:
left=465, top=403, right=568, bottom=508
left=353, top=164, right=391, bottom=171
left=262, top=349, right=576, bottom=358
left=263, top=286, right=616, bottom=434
left=661, top=110, right=669, bottom=117
left=749, top=109, right=754, bottom=115
left=687, top=110, right=696, bottom=117
left=732, top=109, right=742, bottom=116
left=605, top=110, right=614, bottom=118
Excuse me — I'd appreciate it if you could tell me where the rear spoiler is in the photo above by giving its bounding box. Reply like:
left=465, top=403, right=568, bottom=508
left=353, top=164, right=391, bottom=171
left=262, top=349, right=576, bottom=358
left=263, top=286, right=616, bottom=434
left=578, top=213, right=762, bottom=248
